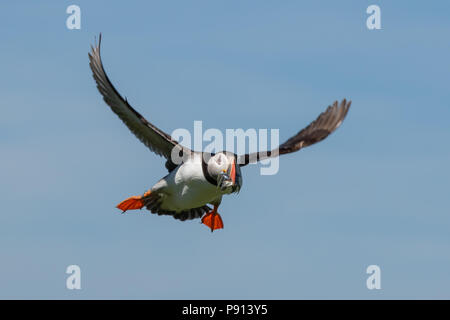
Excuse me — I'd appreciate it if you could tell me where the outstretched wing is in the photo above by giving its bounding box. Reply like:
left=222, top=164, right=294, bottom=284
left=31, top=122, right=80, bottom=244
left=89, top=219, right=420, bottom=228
left=237, top=99, right=351, bottom=166
left=88, top=34, right=185, bottom=160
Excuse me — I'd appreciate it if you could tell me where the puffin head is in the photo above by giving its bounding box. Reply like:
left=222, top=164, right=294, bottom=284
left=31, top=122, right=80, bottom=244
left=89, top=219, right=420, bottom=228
left=207, top=152, right=242, bottom=194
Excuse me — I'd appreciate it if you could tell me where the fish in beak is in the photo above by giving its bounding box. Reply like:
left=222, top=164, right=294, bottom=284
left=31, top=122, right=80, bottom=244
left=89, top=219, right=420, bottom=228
left=217, top=158, right=241, bottom=193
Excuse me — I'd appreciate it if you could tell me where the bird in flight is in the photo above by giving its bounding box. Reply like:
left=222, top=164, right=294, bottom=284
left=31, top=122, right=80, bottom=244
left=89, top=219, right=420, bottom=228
left=88, top=34, right=351, bottom=232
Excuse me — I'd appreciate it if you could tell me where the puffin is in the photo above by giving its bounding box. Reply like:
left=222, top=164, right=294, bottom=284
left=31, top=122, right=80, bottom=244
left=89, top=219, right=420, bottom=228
left=88, top=35, right=351, bottom=232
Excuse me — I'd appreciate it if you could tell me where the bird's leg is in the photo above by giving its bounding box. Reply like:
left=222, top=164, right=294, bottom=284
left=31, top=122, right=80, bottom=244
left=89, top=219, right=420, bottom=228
left=201, top=205, right=224, bottom=232
left=116, top=189, right=152, bottom=213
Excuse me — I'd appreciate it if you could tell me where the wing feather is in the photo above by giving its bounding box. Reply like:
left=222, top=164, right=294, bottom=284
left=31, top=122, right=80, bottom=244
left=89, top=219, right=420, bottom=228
left=88, top=34, right=184, bottom=159
left=238, top=99, right=351, bottom=165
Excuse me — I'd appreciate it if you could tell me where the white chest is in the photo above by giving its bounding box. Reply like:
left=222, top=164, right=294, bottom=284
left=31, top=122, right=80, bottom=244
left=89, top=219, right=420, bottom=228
left=156, top=157, right=224, bottom=211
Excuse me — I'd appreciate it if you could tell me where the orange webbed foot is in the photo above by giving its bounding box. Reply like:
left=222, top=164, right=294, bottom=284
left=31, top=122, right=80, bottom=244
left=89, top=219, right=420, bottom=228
left=201, top=206, right=224, bottom=232
left=116, top=190, right=151, bottom=213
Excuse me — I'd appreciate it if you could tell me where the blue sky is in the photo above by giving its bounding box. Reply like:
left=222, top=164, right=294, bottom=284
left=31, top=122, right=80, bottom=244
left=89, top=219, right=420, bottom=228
left=1, top=1, right=450, bottom=299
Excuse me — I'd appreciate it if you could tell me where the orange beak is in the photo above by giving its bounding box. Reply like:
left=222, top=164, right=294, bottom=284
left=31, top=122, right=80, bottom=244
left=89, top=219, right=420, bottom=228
left=229, top=158, right=236, bottom=185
